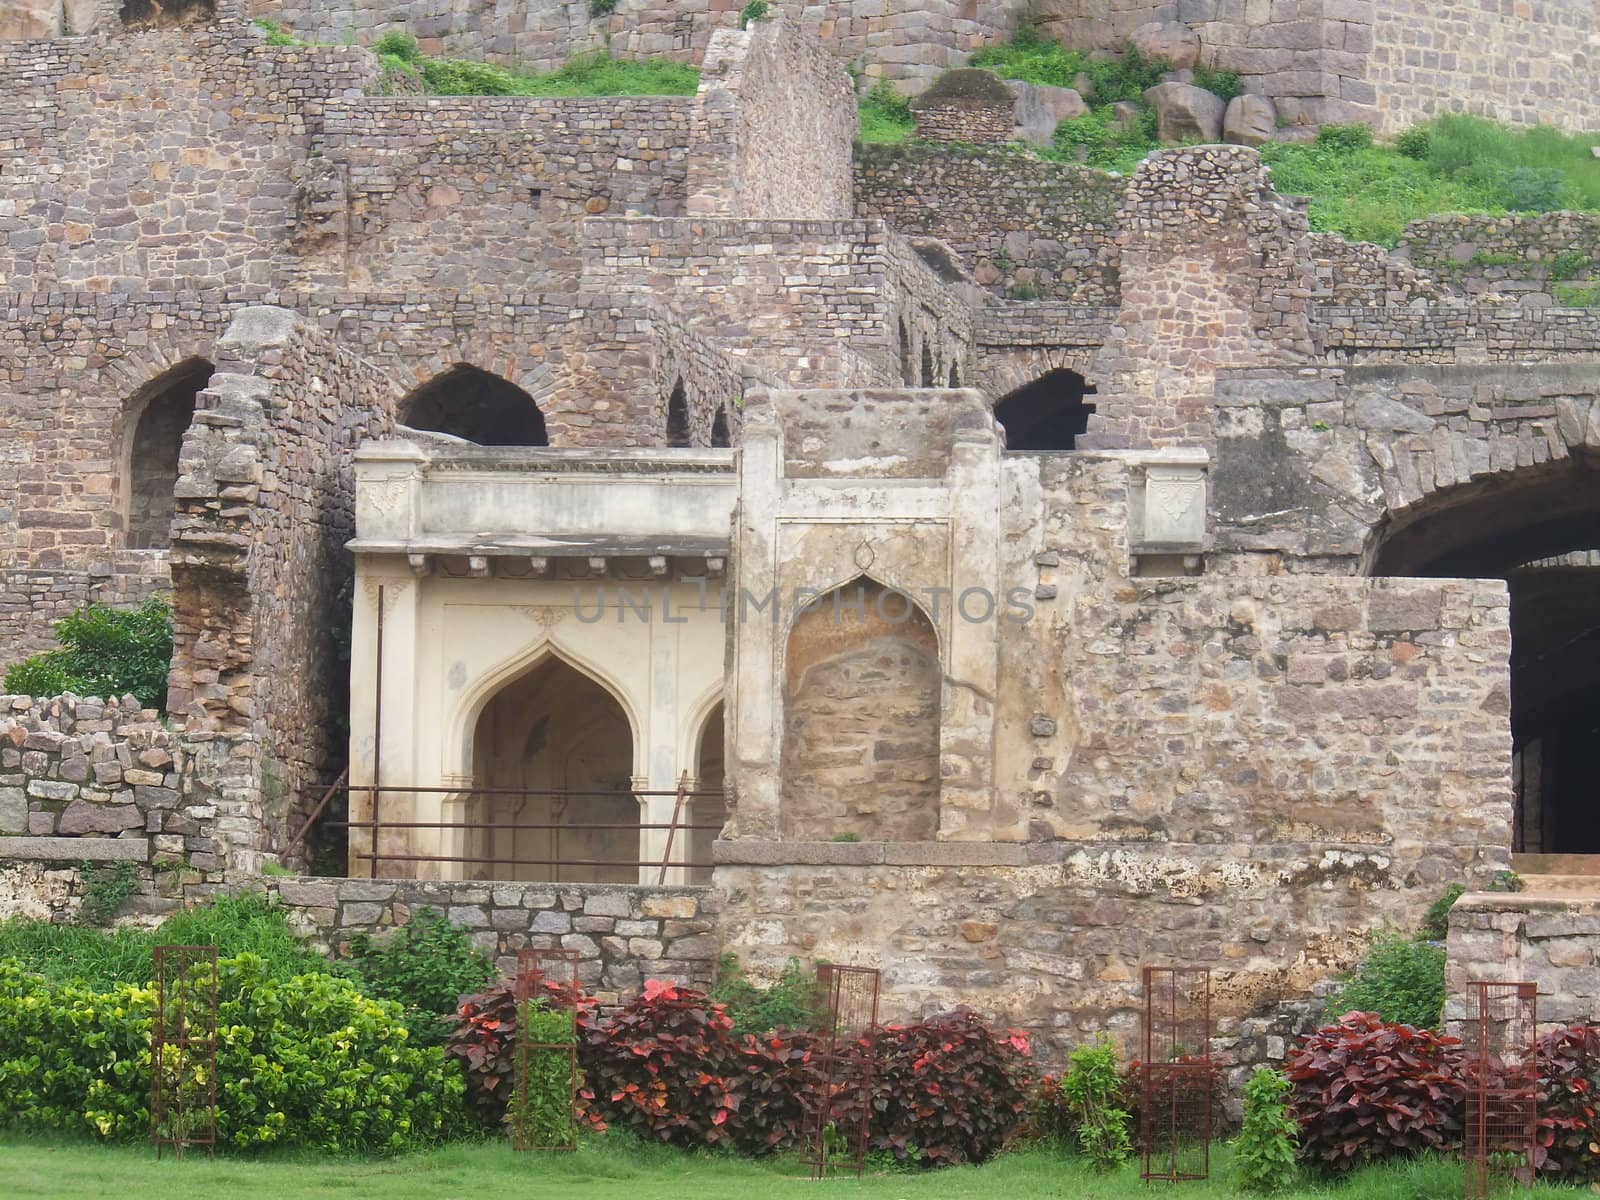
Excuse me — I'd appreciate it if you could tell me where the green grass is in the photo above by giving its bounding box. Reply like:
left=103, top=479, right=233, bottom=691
left=1262, top=114, right=1600, bottom=246
left=0, top=1136, right=1579, bottom=1199
left=858, top=78, right=914, bottom=143
left=384, top=45, right=700, bottom=97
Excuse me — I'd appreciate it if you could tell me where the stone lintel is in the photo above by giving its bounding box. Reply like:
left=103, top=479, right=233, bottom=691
left=712, top=840, right=1029, bottom=866
left=0, top=835, right=149, bottom=861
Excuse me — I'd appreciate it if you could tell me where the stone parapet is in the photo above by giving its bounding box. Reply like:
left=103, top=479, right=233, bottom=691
left=1446, top=892, right=1600, bottom=1028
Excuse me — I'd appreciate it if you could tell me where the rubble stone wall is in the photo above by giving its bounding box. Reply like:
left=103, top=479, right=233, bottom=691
left=855, top=143, right=1123, bottom=304
left=167, top=306, right=399, bottom=859
left=1391, top=213, right=1600, bottom=302
left=289, top=95, right=695, bottom=292
left=269, top=875, right=719, bottom=1007
left=246, top=0, right=1016, bottom=91
left=0, top=19, right=377, bottom=292
left=1447, top=894, right=1600, bottom=1028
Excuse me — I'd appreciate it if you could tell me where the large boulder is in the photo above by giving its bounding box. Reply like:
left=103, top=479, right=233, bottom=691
left=1130, top=20, right=1202, bottom=71
left=1013, top=82, right=1088, bottom=147
left=1144, top=81, right=1225, bottom=144
left=0, top=0, right=61, bottom=38
left=1223, top=94, right=1278, bottom=147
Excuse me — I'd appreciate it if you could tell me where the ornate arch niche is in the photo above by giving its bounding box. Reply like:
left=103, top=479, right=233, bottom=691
left=399, top=364, right=548, bottom=446
left=464, top=652, right=638, bottom=883
left=779, top=578, right=941, bottom=841
left=122, top=357, right=212, bottom=550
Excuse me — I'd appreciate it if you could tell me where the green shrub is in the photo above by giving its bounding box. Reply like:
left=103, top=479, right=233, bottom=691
left=509, top=999, right=579, bottom=1148
left=712, top=954, right=824, bottom=1036
left=156, top=892, right=331, bottom=982
left=346, top=907, right=494, bottom=1046
left=1316, top=122, right=1374, bottom=152
left=1550, top=250, right=1591, bottom=281
left=77, top=862, right=138, bottom=927
left=1193, top=65, right=1245, bottom=102
left=858, top=78, right=915, bottom=144
left=1418, top=883, right=1464, bottom=942
left=373, top=30, right=420, bottom=62
left=1236, top=1067, right=1298, bottom=1193
left=253, top=18, right=299, bottom=46
left=970, top=30, right=1168, bottom=103
left=418, top=48, right=699, bottom=97
left=1394, top=125, right=1431, bottom=160
left=739, top=0, right=770, bottom=28
left=1325, top=932, right=1445, bottom=1029
left=589, top=0, right=617, bottom=16
left=1061, top=1037, right=1132, bottom=1172
left=1501, top=165, right=1565, bottom=212
left=1556, top=283, right=1600, bottom=307
left=1049, top=105, right=1159, bottom=171
left=5, top=596, right=173, bottom=710
left=0, top=953, right=465, bottom=1152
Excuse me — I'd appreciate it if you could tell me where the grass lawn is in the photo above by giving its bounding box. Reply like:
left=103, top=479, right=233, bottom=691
left=0, top=1135, right=1577, bottom=1199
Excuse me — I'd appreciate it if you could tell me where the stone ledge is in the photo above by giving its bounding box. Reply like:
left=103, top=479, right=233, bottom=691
left=713, top=840, right=1030, bottom=867
left=1453, top=891, right=1600, bottom=914
left=0, top=835, right=148, bottom=862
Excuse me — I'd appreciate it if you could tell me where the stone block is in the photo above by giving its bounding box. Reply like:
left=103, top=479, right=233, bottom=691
left=1368, top=587, right=1443, bottom=633
left=1222, top=94, right=1276, bottom=147
left=641, top=894, right=700, bottom=919
left=276, top=879, right=338, bottom=908
left=0, top=834, right=148, bottom=861
left=341, top=902, right=385, bottom=924
left=582, top=891, right=633, bottom=918
left=531, top=909, right=572, bottom=934
left=57, top=799, right=142, bottom=834
left=0, top=787, right=23, bottom=834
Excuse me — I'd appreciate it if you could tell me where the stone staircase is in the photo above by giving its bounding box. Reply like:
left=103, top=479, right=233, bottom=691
left=1511, top=853, right=1600, bottom=897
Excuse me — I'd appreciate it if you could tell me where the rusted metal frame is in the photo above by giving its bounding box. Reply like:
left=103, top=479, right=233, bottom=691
left=151, top=944, right=218, bottom=1161
left=347, top=784, right=724, bottom=797
left=1464, top=981, right=1539, bottom=1199
left=512, top=948, right=582, bottom=1152
left=656, top=771, right=692, bottom=886
left=806, top=964, right=880, bottom=1181
left=282, top=765, right=349, bottom=855
left=348, top=850, right=713, bottom=869
left=1140, top=965, right=1212, bottom=1183
left=330, top=819, right=726, bottom=832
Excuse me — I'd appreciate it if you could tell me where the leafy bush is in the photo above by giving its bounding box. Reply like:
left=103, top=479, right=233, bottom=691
left=589, top=0, right=616, bottom=15
left=582, top=980, right=743, bottom=1147
left=1236, top=1067, right=1298, bottom=1193
left=1316, top=122, right=1375, bottom=152
left=727, top=1029, right=823, bottom=1157
left=1287, top=1012, right=1464, bottom=1173
left=5, top=597, right=173, bottom=710
left=0, top=893, right=329, bottom=989
left=1325, top=932, right=1445, bottom=1029
left=346, top=907, right=493, bottom=1046
left=866, top=1009, right=1031, bottom=1166
left=1536, top=1024, right=1600, bottom=1180
left=1050, top=105, right=1159, bottom=171
left=0, top=953, right=465, bottom=1152
left=971, top=30, right=1169, bottom=104
left=77, top=862, right=138, bottom=927
left=373, top=30, right=419, bottom=61
left=1061, top=1036, right=1132, bottom=1172
left=1550, top=250, right=1591, bottom=281
left=1501, top=165, right=1565, bottom=212
left=1418, top=883, right=1465, bottom=942
left=858, top=79, right=914, bottom=144
left=418, top=48, right=698, bottom=97
left=739, top=0, right=769, bottom=28
left=253, top=17, right=298, bottom=46
left=712, top=954, right=823, bottom=1036
left=1395, top=126, right=1432, bottom=160
left=1192, top=65, right=1245, bottom=102
left=1025, top=1071, right=1077, bottom=1144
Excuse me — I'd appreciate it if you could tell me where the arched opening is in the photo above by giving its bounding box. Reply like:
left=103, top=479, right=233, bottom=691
left=121, top=0, right=214, bottom=29
left=994, top=369, right=1098, bottom=451
left=921, top=343, right=936, bottom=388
left=467, top=654, right=637, bottom=882
left=899, top=320, right=914, bottom=386
left=780, top=578, right=941, bottom=841
left=1370, top=455, right=1600, bottom=854
left=710, top=405, right=732, bottom=448
left=948, top=362, right=960, bottom=388
left=124, top=358, right=211, bottom=550
left=400, top=364, right=548, bottom=447
left=666, top=379, right=691, bottom=448
left=688, top=702, right=725, bottom=884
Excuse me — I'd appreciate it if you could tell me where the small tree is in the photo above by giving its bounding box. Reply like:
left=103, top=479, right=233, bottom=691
left=1062, top=1037, right=1132, bottom=1172
left=4, top=596, right=173, bottom=710
left=1235, top=1067, right=1298, bottom=1194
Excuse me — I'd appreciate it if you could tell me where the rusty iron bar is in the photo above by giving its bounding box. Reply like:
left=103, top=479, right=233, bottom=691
left=346, top=784, right=724, bottom=797
left=805, top=964, right=880, bottom=1181
left=329, top=820, right=726, bottom=832
left=512, top=948, right=582, bottom=1153
left=349, top=851, right=713, bottom=869
left=282, top=765, right=349, bottom=855
left=1464, top=981, right=1539, bottom=1199
left=656, top=771, right=692, bottom=886
left=1140, top=966, right=1212, bottom=1183
left=151, top=944, right=218, bottom=1162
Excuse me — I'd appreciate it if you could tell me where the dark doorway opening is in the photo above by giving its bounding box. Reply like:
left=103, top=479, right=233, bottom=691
left=400, top=365, right=548, bottom=446
left=994, top=369, right=1098, bottom=451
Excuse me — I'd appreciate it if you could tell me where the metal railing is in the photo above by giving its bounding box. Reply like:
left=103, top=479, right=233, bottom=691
left=303, top=772, right=726, bottom=882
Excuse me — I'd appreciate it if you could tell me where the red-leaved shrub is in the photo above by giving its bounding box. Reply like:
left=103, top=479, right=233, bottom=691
left=446, top=977, right=599, bottom=1127
left=865, top=1008, right=1032, bottom=1166
left=1537, top=1023, right=1600, bottom=1180
left=580, top=980, right=744, bottom=1148
left=1287, top=1012, right=1464, bottom=1172
left=727, top=1030, right=824, bottom=1157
